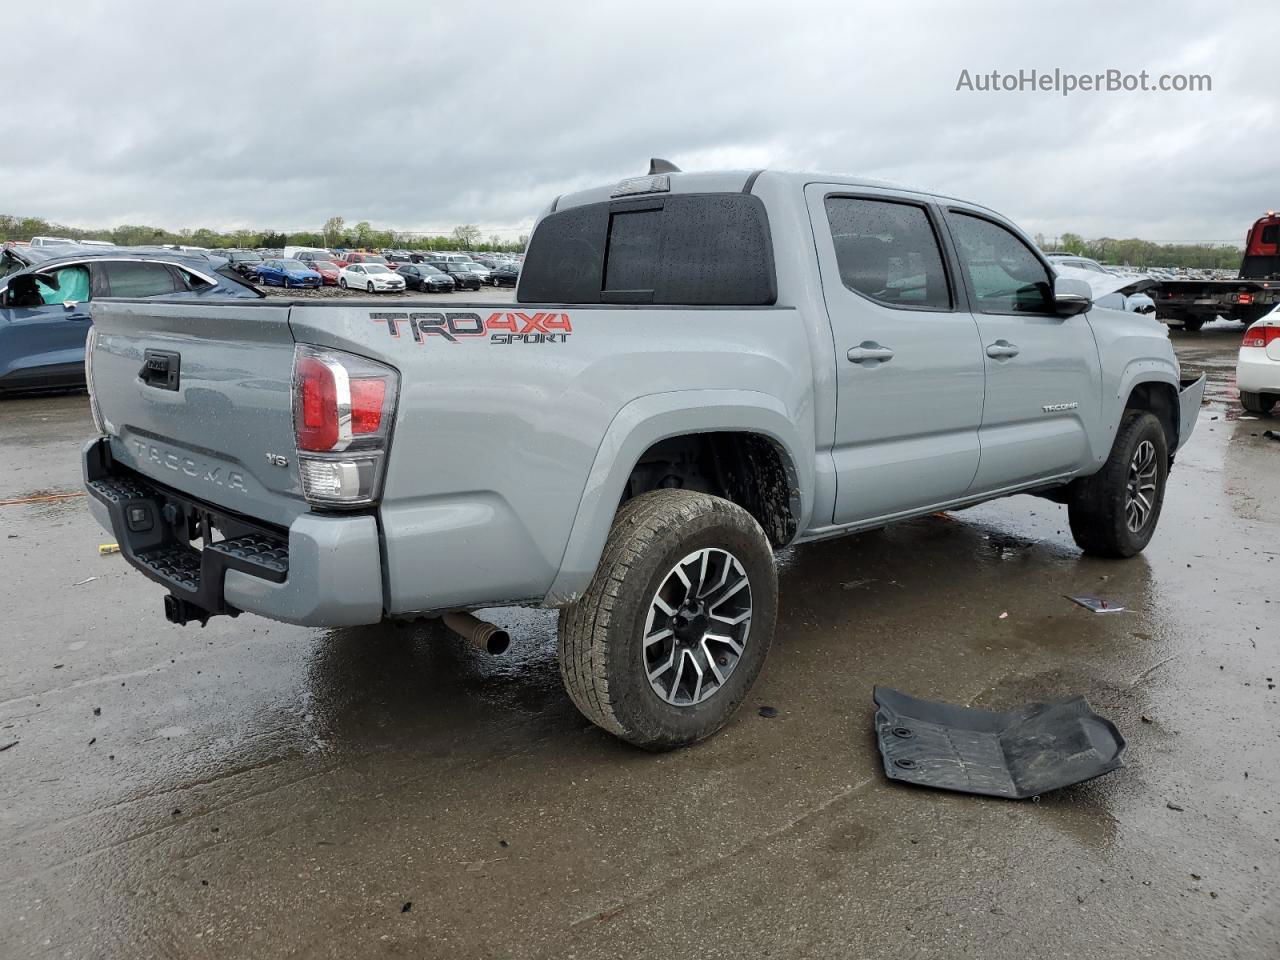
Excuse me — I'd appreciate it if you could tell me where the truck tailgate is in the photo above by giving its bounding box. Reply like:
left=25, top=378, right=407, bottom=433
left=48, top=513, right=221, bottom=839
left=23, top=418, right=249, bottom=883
left=89, top=300, right=304, bottom=527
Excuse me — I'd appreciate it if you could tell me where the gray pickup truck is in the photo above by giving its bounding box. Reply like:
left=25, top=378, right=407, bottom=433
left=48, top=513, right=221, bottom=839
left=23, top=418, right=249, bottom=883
left=83, top=164, right=1205, bottom=749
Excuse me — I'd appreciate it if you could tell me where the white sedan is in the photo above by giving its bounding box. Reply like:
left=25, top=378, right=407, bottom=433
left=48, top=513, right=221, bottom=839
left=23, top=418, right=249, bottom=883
left=339, top=263, right=406, bottom=293
left=1237, top=313, right=1280, bottom=415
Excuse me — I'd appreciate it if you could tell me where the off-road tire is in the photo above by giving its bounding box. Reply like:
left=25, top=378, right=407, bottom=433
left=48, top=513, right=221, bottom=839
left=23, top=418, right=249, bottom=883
left=1069, top=410, right=1168, bottom=558
left=1240, top=391, right=1276, bottom=415
left=558, top=490, right=777, bottom=750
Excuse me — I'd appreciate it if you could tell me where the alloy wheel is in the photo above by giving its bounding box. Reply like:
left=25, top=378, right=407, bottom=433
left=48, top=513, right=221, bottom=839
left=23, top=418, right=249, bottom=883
left=1124, top=439, right=1158, bottom=533
left=643, top=548, right=752, bottom=706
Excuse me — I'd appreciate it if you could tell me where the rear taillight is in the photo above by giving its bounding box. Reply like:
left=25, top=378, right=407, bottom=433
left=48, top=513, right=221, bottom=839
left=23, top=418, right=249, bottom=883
left=1242, top=324, right=1279, bottom=349
left=291, top=344, right=398, bottom=507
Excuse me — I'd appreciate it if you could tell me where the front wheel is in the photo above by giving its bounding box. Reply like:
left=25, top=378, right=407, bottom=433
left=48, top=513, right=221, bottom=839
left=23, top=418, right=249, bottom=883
left=1240, top=391, right=1276, bottom=415
left=366, top=281, right=374, bottom=293
left=1068, top=411, right=1168, bottom=558
left=558, top=490, right=778, bottom=750
left=339, top=278, right=347, bottom=289
left=1181, top=317, right=1205, bottom=332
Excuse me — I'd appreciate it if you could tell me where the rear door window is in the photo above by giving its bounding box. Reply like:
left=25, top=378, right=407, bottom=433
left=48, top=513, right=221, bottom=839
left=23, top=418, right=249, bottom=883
left=823, top=197, right=951, bottom=309
left=103, top=261, right=182, bottom=298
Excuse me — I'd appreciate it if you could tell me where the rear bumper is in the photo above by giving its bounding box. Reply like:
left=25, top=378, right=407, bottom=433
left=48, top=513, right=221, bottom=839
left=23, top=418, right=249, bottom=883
left=1177, top=374, right=1207, bottom=450
left=1237, top=350, right=1280, bottom=394
left=83, top=438, right=384, bottom=627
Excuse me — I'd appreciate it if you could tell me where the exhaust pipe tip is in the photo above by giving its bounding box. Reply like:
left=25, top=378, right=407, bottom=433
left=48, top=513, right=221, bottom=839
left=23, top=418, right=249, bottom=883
left=482, top=628, right=511, bottom=656
left=441, top=611, right=511, bottom=656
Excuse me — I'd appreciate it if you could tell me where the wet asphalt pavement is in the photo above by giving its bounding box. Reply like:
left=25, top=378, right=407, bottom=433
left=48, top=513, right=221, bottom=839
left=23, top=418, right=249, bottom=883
left=1, top=321, right=1276, bottom=959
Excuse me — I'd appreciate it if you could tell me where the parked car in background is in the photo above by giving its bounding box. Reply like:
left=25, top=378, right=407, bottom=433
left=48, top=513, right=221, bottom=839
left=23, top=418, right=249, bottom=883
left=1237, top=313, right=1280, bottom=414
left=343, top=253, right=392, bottom=269
left=489, top=261, right=520, bottom=287
left=308, top=260, right=343, bottom=285
left=380, top=249, right=413, bottom=265
left=0, top=249, right=258, bottom=394
left=222, top=249, right=264, bottom=278
left=284, top=246, right=332, bottom=261
left=427, top=260, right=482, bottom=290
left=396, top=263, right=455, bottom=292
left=1045, top=254, right=1115, bottom=275
left=339, top=262, right=406, bottom=293
left=462, top=262, right=491, bottom=283
left=29, top=236, right=78, bottom=247
left=255, top=259, right=322, bottom=288
left=296, top=250, right=343, bottom=268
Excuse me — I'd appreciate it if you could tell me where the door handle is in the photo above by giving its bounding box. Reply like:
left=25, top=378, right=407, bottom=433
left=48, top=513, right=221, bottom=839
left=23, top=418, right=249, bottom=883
left=847, top=342, right=895, bottom=363
left=986, top=340, right=1020, bottom=359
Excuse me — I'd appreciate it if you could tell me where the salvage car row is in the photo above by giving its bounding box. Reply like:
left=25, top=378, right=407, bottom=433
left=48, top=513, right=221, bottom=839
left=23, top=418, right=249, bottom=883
left=223, top=247, right=521, bottom=293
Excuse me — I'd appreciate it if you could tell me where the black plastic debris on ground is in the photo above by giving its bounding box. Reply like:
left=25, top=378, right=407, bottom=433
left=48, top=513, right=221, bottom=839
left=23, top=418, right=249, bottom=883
left=873, top=686, right=1126, bottom=799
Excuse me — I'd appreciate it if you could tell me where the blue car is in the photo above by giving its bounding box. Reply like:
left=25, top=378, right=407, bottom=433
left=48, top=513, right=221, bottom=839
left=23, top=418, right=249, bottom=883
left=253, top=258, right=322, bottom=288
left=0, top=246, right=260, bottom=394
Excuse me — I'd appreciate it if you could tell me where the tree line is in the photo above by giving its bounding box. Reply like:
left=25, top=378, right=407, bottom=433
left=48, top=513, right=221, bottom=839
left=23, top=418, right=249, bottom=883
left=1035, top=232, right=1242, bottom=270
left=0, top=214, right=528, bottom=253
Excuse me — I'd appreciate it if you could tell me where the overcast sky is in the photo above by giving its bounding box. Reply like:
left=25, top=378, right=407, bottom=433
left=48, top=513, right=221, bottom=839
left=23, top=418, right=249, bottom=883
left=6, top=0, right=1276, bottom=243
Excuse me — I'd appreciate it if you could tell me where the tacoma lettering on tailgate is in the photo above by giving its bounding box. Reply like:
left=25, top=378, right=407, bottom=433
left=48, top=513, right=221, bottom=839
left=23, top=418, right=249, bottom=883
left=133, top=440, right=247, bottom=492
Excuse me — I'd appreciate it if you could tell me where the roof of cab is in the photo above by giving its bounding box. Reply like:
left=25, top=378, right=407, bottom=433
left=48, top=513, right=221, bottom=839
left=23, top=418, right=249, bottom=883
left=550, top=168, right=997, bottom=217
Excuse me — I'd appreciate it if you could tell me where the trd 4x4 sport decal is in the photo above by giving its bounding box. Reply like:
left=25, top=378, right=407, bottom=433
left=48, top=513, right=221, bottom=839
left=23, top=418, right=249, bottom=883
left=371, top=311, right=572, bottom=345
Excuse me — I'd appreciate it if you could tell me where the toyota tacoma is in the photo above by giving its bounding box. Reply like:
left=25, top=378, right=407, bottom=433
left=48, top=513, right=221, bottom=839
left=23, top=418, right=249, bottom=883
left=83, top=162, right=1205, bottom=749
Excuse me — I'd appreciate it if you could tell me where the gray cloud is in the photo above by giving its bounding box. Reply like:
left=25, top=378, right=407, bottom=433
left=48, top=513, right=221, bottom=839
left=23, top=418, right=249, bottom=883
left=5, top=0, right=1276, bottom=242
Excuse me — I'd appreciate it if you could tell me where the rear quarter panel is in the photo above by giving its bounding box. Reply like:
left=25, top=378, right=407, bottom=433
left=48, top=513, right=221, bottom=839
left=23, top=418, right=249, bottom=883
left=287, top=303, right=815, bottom=614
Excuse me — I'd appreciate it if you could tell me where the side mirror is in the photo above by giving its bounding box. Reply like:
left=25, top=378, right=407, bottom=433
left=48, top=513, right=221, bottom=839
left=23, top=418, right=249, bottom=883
left=1054, top=276, right=1092, bottom=316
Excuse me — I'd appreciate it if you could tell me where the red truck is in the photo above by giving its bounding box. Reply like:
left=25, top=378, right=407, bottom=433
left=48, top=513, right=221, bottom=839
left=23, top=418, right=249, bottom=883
left=1155, top=212, right=1280, bottom=331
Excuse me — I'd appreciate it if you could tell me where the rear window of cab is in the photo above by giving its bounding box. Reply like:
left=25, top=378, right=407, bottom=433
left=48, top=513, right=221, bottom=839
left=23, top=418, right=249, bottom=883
left=518, top=192, right=776, bottom=305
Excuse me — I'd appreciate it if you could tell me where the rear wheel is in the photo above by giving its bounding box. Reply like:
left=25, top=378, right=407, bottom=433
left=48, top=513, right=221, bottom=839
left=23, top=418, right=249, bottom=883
left=1240, top=391, right=1277, bottom=415
left=1069, top=411, right=1168, bottom=558
left=558, top=490, right=778, bottom=750
left=1181, top=317, right=1204, bottom=332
